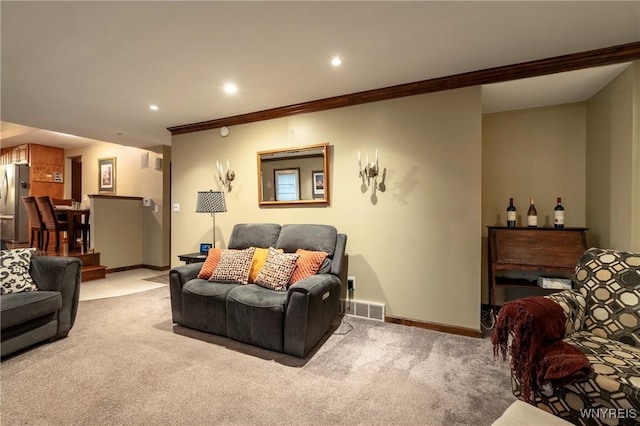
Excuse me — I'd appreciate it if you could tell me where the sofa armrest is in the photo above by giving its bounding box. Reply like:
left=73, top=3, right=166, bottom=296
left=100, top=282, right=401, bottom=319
left=284, top=273, right=341, bottom=357
left=29, top=255, right=82, bottom=337
left=544, top=290, right=586, bottom=336
left=169, top=262, right=203, bottom=324
left=330, top=234, right=347, bottom=277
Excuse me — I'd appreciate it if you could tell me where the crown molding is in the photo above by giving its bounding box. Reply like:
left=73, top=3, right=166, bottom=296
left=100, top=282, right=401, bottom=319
left=168, top=41, right=640, bottom=136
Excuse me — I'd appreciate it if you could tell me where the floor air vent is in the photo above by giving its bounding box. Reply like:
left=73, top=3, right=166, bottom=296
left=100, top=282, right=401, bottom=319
left=343, top=299, right=385, bottom=322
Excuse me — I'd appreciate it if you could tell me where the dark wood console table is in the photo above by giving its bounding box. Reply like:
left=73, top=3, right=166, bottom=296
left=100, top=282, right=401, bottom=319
left=487, top=226, right=588, bottom=309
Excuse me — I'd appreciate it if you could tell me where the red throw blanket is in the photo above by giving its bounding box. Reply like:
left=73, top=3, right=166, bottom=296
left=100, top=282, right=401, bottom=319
left=539, top=341, right=590, bottom=388
left=491, top=297, right=590, bottom=401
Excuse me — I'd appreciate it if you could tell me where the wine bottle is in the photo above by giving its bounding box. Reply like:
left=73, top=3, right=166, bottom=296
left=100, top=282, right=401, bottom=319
left=554, top=197, right=565, bottom=228
left=527, top=198, right=537, bottom=227
left=506, top=198, right=516, bottom=227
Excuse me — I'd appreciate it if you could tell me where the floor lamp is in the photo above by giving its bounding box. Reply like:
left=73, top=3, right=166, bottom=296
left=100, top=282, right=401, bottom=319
left=195, top=190, right=227, bottom=248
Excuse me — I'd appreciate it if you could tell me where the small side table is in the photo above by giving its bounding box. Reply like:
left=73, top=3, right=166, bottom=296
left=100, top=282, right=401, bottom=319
left=178, top=252, right=207, bottom=264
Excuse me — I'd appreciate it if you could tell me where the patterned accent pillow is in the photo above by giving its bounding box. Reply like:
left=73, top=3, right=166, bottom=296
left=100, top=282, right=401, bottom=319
left=209, top=247, right=256, bottom=284
left=1, top=248, right=38, bottom=295
left=255, top=247, right=300, bottom=291
left=197, top=248, right=222, bottom=279
left=290, top=249, right=328, bottom=285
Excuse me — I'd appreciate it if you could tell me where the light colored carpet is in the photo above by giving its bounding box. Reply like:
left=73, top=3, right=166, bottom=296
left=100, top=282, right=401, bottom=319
left=1, top=287, right=515, bottom=425
left=79, top=269, right=168, bottom=301
left=142, top=273, right=170, bottom=285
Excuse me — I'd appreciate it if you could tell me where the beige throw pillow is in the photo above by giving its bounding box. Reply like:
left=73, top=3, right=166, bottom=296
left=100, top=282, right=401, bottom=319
left=209, top=247, right=256, bottom=284
left=254, top=247, right=300, bottom=291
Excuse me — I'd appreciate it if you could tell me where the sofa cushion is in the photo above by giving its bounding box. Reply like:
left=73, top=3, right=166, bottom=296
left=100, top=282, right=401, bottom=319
left=210, top=247, right=256, bottom=284
left=566, top=331, right=640, bottom=391
left=514, top=331, right=640, bottom=422
left=228, top=224, right=281, bottom=250
left=197, top=248, right=222, bottom=280
left=276, top=224, right=337, bottom=257
left=254, top=248, right=299, bottom=291
left=226, top=284, right=288, bottom=352
left=0, top=291, right=62, bottom=329
left=0, top=248, right=38, bottom=295
left=181, top=279, right=240, bottom=335
left=290, top=249, right=328, bottom=285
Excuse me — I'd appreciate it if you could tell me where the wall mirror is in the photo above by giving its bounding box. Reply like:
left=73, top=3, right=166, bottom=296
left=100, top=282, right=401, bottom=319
left=257, top=142, right=330, bottom=207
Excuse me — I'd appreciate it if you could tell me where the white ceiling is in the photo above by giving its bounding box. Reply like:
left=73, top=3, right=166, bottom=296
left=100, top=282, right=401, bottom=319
left=1, top=1, right=639, bottom=150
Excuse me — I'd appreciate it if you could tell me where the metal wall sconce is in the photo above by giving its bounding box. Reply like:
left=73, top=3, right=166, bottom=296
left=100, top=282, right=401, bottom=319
left=358, top=150, right=385, bottom=193
left=216, top=160, right=235, bottom=192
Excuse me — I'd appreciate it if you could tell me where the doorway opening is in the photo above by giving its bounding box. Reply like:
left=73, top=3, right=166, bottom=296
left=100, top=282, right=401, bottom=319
left=70, top=156, right=82, bottom=201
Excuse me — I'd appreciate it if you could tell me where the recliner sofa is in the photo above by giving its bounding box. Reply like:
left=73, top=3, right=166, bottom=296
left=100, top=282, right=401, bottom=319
left=169, top=223, right=347, bottom=358
left=1, top=255, right=82, bottom=357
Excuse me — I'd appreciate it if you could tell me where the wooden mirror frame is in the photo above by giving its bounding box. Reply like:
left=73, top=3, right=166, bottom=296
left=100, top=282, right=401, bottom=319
left=257, top=143, right=330, bottom=207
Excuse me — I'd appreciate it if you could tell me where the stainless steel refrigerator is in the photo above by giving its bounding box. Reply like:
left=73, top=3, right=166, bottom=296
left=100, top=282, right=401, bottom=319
left=0, top=164, right=30, bottom=243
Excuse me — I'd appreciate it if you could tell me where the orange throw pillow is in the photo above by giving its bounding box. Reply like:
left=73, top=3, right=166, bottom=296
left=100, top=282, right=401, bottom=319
left=197, top=248, right=222, bottom=279
left=289, top=249, right=328, bottom=285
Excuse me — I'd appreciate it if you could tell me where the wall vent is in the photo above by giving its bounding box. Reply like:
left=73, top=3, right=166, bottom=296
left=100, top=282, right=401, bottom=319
left=341, top=298, right=385, bottom=322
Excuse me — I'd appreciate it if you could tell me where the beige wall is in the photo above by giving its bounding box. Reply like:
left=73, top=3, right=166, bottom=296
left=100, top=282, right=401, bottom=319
left=483, top=103, right=587, bottom=228
left=90, top=196, right=143, bottom=268
left=586, top=62, right=639, bottom=251
left=481, top=103, right=587, bottom=303
left=172, top=87, right=483, bottom=332
left=64, top=142, right=170, bottom=268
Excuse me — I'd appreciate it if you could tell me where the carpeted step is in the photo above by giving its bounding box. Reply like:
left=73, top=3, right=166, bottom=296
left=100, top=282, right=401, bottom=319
left=82, top=265, right=106, bottom=281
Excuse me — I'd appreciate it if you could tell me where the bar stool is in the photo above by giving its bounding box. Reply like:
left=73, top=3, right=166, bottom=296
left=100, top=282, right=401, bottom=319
left=22, top=196, right=45, bottom=250
left=35, top=196, right=68, bottom=252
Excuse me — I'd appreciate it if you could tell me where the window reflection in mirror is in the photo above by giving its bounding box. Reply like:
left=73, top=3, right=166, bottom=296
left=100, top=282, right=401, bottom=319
left=274, top=168, right=300, bottom=201
left=258, top=143, right=329, bottom=206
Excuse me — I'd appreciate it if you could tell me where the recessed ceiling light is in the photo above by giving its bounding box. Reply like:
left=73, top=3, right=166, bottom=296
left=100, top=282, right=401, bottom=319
left=223, top=83, right=238, bottom=95
left=331, top=57, right=342, bottom=66
left=149, top=104, right=159, bottom=111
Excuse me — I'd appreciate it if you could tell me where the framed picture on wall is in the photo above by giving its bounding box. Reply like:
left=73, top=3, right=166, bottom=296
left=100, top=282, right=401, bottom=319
left=312, top=170, right=325, bottom=198
left=98, top=157, right=117, bottom=194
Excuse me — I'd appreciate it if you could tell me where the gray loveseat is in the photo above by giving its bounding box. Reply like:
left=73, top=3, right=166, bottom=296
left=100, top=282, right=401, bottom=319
left=1, top=256, right=82, bottom=357
left=169, top=223, right=348, bottom=358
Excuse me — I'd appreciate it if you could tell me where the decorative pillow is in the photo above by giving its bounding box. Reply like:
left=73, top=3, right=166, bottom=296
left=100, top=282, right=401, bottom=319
left=249, top=247, right=284, bottom=283
left=290, top=249, right=329, bottom=285
left=0, top=248, right=38, bottom=295
left=209, top=247, right=256, bottom=284
left=197, top=248, right=223, bottom=279
left=249, top=247, right=270, bottom=283
left=255, top=247, right=300, bottom=291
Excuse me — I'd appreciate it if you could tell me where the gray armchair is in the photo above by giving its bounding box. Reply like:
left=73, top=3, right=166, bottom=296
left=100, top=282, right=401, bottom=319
left=1, top=256, right=82, bottom=357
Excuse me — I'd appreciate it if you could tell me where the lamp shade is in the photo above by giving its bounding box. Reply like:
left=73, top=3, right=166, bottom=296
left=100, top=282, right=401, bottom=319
left=196, top=191, right=226, bottom=213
